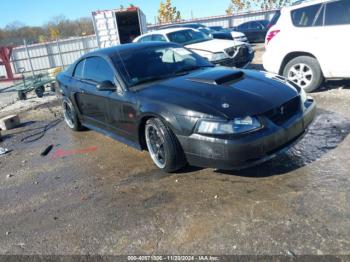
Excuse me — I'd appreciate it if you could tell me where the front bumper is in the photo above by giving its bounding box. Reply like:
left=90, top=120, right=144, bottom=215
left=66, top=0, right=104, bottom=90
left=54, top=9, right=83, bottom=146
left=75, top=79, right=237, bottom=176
left=177, top=100, right=316, bottom=170
left=214, top=48, right=254, bottom=68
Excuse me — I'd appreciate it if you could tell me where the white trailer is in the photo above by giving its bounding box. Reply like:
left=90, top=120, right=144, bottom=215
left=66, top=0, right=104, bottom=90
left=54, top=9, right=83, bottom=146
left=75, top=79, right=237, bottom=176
left=92, top=7, right=147, bottom=48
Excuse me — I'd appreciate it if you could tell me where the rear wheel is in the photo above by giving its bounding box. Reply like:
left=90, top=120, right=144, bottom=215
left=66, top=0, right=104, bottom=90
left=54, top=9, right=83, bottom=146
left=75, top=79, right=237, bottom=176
left=283, top=56, right=323, bottom=93
left=50, top=82, right=56, bottom=92
left=62, top=98, right=83, bottom=131
left=18, top=90, right=26, bottom=100
left=145, top=118, right=186, bottom=172
left=35, top=85, right=45, bottom=98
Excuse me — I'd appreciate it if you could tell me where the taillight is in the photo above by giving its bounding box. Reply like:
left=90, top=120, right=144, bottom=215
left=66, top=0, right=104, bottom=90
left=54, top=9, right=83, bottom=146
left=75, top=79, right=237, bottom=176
left=266, top=30, right=280, bottom=45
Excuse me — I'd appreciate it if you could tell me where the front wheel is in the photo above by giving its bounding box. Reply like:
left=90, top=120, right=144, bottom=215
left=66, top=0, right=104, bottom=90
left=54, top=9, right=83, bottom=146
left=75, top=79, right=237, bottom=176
left=145, top=118, right=186, bottom=173
left=283, top=56, right=323, bottom=93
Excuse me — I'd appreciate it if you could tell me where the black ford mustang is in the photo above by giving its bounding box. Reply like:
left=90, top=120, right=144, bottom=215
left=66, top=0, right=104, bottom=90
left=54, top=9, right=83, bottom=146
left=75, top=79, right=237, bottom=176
left=57, top=42, right=316, bottom=172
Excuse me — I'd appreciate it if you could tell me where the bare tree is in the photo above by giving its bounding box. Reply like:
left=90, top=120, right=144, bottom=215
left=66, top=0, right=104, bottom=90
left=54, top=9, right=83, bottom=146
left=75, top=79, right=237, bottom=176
left=0, top=15, right=94, bottom=46
left=226, top=0, right=291, bottom=14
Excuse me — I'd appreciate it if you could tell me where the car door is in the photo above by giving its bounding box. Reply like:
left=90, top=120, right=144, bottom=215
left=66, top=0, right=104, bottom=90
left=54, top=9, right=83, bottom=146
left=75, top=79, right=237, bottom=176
left=291, top=0, right=350, bottom=78
left=320, top=0, right=350, bottom=77
left=238, top=23, right=249, bottom=38
left=75, top=56, right=115, bottom=130
left=248, top=22, right=263, bottom=42
left=105, top=55, right=139, bottom=141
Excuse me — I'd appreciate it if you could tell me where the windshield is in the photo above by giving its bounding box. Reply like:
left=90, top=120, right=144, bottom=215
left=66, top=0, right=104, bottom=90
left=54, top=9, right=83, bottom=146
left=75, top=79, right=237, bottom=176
left=198, top=28, right=213, bottom=36
left=167, top=29, right=211, bottom=45
left=112, top=45, right=213, bottom=88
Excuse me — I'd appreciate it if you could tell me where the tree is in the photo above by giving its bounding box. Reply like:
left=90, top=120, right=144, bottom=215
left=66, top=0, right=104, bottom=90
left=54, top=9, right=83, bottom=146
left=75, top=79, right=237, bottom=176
left=157, top=0, right=181, bottom=24
left=226, top=0, right=291, bottom=14
left=48, top=27, right=60, bottom=40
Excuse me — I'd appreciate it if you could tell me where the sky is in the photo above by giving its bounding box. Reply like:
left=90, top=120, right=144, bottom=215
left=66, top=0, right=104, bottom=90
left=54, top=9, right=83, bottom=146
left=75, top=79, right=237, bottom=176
left=0, top=0, right=232, bottom=28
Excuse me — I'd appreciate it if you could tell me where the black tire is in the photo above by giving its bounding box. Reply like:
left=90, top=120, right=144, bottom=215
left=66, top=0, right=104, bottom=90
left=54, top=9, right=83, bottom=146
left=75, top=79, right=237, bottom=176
left=35, top=85, right=45, bottom=98
left=145, top=118, right=186, bottom=172
left=18, top=91, right=27, bottom=100
left=50, top=82, right=56, bottom=92
left=62, top=98, right=84, bottom=131
left=283, top=56, right=323, bottom=93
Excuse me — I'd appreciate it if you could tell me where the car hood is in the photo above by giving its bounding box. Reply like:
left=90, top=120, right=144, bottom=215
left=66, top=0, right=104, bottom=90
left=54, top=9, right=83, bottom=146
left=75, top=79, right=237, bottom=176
left=185, top=39, right=238, bottom=53
left=230, top=31, right=245, bottom=38
left=138, top=67, right=300, bottom=119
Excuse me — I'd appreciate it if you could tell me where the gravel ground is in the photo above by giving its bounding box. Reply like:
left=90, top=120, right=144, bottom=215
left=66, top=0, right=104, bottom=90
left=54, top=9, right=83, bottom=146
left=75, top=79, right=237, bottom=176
left=0, top=45, right=350, bottom=258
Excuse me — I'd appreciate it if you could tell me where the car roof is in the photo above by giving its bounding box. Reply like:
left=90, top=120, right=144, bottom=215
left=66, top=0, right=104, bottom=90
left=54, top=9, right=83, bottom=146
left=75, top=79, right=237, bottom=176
left=162, top=23, right=205, bottom=29
left=240, top=19, right=268, bottom=25
left=148, top=27, right=194, bottom=35
left=84, top=42, right=179, bottom=58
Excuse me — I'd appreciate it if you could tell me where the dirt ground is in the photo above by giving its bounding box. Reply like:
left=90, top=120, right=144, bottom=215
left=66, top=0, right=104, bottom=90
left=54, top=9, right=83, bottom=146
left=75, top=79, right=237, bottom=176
left=1, top=45, right=350, bottom=257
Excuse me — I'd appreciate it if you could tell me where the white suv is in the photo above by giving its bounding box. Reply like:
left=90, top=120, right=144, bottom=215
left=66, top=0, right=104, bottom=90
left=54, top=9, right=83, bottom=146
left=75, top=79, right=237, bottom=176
left=263, top=0, right=350, bottom=92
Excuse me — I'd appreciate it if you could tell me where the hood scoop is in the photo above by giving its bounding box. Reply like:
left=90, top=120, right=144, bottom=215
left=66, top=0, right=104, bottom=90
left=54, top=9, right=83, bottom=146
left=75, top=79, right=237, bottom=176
left=188, top=68, right=244, bottom=86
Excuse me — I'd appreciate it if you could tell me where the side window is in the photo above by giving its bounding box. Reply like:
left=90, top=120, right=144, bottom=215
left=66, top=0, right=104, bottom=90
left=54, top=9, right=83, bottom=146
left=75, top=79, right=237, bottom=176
left=73, top=59, right=85, bottom=78
left=325, top=0, right=350, bottom=26
left=83, top=57, right=115, bottom=83
left=152, top=34, right=167, bottom=42
left=313, top=5, right=324, bottom=26
left=291, top=4, right=322, bottom=27
left=250, top=22, right=261, bottom=29
left=239, top=23, right=249, bottom=30
left=138, top=35, right=153, bottom=42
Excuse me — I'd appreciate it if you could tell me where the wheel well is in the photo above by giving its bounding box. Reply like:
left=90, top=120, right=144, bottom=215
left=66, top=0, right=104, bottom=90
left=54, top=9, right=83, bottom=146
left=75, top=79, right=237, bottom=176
left=279, top=52, right=317, bottom=75
left=138, top=116, right=154, bottom=151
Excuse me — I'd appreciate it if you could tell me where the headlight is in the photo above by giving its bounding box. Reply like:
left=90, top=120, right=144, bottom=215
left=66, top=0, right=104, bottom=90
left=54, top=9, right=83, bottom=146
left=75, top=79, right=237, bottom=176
left=300, top=88, right=307, bottom=103
left=196, top=116, right=261, bottom=135
left=203, top=52, right=227, bottom=62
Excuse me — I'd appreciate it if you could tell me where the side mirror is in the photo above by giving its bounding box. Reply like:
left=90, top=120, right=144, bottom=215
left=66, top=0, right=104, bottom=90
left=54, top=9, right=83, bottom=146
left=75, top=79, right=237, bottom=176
left=96, top=80, right=116, bottom=91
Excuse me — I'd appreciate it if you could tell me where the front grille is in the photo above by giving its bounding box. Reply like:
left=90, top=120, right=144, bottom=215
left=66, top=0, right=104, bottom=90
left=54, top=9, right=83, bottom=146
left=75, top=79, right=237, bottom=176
left=225, top=45, right=248, bottom=57
left=225, top=46, right=238, bottom=57
left=263, top=96, right=301, bottom=125
left=218, top=46, right=250, bottom=68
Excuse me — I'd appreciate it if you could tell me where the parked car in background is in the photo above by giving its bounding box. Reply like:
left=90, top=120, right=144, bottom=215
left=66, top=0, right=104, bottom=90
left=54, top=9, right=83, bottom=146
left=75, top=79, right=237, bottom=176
left=263, top=0, right=350, bottom=92
left=208, top=25, right=248, bottom=42
left=133, top=27, right=254, bottom=68
left=163, top=23, right=248, bottom=43
left=234, top=20, right=271, bottom=43
left=57, top=42, right=316, bottom=172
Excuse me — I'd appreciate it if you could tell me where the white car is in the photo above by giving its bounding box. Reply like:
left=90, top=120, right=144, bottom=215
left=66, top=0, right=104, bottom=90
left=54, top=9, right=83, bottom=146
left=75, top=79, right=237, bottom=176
left=263, top=0, right=350, bottom=92
left=133, top=28, right=254, bottom=68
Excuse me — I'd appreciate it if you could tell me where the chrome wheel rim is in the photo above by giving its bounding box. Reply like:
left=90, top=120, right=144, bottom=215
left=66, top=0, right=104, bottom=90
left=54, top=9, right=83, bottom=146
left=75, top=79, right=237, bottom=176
left=63, top=101, right=75, bottom=129
left=287, top=63, right=313, bottom=89
left=145, top=124, right=166, bottom=169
